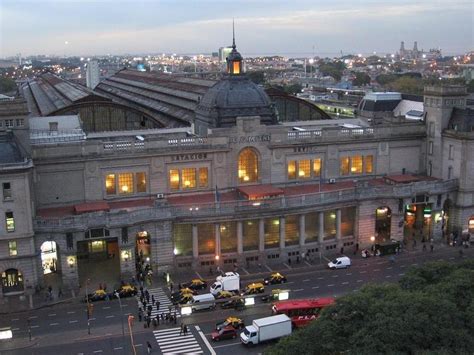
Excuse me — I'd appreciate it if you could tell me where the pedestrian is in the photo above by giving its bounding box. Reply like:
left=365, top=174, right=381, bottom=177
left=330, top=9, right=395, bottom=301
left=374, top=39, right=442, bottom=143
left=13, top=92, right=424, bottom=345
left=151, top=294, right=155, bottom=304
left=147, top=341, right=152, bottom=354
left=169, top=282, right=174, bottom=293
left=459, top=248, right=464, bottom=257
left=160, top=313, right=164, bottom=322
left=58, top=288, right=63, bottom=298
left=138, top=307, right=143, bottom=322
left=156, top=314, right=160, bottom=325
left=156, top=300, right=160, bottom=311
left=146, top=316, right=151, bottom=328
left=179, top=323, right=184, bottom=335
left=355, top=243, right=359, bottom=252
left=340, top=247, right=344, bottom=255
left=430, top=243, right=434, bottom=252
left=153, top=317, right=157, bottom=329
left=422, top=243, right=427, bottom=251
left=173, top=312, right=177, bottom=325
left=183, top=324, right=188, bottom=336
left=288, top=258, right=291, bottom=266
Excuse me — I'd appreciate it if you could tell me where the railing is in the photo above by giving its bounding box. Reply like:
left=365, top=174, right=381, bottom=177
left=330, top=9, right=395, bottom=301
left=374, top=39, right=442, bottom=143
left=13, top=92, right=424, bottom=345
left=103, top=141, right=145, bottom=151
left=30, top=129, right=86, bottom=144
left=168, top=137, right=208, bottom=146
left=33, top=179, right=459, bottom=231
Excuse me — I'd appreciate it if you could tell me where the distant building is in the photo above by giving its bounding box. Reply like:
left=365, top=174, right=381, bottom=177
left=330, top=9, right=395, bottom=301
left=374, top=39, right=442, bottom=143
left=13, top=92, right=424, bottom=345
left=218, top=47, right=233, bottom=63
left=398, top=41, right=441, bottom=60
left=86, top=60, right=100, bottom=89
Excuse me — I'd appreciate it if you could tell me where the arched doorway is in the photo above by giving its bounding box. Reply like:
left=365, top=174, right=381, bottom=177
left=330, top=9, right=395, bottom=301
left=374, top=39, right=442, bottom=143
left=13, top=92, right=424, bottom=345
left=2, top=269, right=24, bottom=294
left=136, top=231, right=151, bottom=260
left=238, top=148, right=259, bottom=183
left=442, top=199, right=452, bottom=240
left=41, top=241, right=59, bottom=275
left=375, top=207, right=391, bottom=243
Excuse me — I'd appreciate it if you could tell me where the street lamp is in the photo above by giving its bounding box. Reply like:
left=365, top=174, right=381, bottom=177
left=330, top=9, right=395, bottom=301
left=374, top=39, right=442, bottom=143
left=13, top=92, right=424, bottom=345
left=115, top=292, right=125, bottom=338
left=85, top=279, right=91, bottom=335
left=309, top=58, right=314, bottom=78
left=128, top=315, right=137, bottom=355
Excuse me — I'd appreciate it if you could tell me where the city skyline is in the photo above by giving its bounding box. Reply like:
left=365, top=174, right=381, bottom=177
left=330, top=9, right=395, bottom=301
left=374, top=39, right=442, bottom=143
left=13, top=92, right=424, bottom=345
left=0, top=0, right=472, bottom=58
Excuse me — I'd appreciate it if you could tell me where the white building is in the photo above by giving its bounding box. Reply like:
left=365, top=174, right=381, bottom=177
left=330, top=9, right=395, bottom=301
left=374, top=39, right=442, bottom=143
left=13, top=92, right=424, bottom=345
left=86, top=60, right=100, bottom=89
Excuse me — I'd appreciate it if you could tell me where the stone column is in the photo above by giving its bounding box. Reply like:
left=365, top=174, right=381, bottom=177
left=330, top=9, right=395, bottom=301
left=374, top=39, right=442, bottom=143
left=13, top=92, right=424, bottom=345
left=299, top=214, right=306, bottom=247
left=259, top=219, right=265, bottom=252
left=336, top=209, right=342, bottom=243
left=192, top=224, right=198, bottom=259
left=279, top=217, right=286, bottom=250
left=237, top=221, right=243, bottom=254
left=318, top=212, right=325, bottom=244
left=215, top=223, right=221, bottom=257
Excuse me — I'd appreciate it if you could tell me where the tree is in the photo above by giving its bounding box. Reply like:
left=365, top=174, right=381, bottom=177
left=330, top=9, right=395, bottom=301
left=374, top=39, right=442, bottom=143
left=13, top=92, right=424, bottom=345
left=352, top=72, right=371, bottom=86
left=389, top=76, right=424, bottom=95
left=0, top=76, right=16, bottom=94
left=267, top=261, right=474, bottom=355
left=247, top=71, right=265, bottom=85
left=318, top=62, right=345, bottom=82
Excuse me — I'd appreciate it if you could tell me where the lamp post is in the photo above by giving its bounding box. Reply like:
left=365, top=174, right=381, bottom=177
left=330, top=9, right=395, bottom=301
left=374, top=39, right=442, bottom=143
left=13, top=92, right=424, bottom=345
left=85, top=279, right=91, bottom=335
left=309, top=58, right=314, bottom=78
left=128, top=315, right=137, bottom=355
left=115, top=292, right=125, bottom=338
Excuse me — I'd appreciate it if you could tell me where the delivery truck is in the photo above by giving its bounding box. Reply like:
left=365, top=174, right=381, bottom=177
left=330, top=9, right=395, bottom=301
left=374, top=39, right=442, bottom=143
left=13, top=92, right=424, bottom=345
left=210, top=272, right=240, bottom=296
left=240, top=314, right=292, bottom=345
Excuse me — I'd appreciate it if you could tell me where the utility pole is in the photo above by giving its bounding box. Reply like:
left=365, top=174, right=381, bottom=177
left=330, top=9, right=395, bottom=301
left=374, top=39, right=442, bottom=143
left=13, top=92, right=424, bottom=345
left=115, top=292, right=125, bottom=338
left=85, top=279, right=91, bottom=335
left=128, top=315, right=137, bottom=355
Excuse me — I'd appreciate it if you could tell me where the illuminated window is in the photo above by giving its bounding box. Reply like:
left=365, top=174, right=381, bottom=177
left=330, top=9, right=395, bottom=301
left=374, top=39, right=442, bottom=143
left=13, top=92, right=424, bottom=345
left=5, top=212, right=14, bottom=232
left=169, top=169, right=180, bottom=191
left=89, top=240, right=105, bottom=253
left=136, top=172, right=147, bottom=193
left=365, top=155, right=373, bottom=174
left=182, top=168, right=196, bottom=189
left=340, top=157, right=350, bottom=175
left=3, top=182, right=12, bottom=200
left=118, top=173, right=134, bottom=194
left=298, top=160, right=311, bottom=178
left=238, top=148, right=258, bottom=183
left=469, top=217, right=474, bottom=233
left=8, top=241, right=17, bottom=256
left=105, top=174, right=116, bottom=195
left=233, top=61, right=240, bottom=74
left=288, top=160, right=296, bottom=180
left=313, top=158, right=322, bottom=177
left=199, top=168, right=208, bottom=188
left=351, top=156, right=363, bottom=174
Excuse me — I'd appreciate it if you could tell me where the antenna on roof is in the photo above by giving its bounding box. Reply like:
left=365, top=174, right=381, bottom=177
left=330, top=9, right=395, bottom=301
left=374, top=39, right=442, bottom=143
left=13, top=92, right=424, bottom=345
left=232, top=18, right=236, bottom=49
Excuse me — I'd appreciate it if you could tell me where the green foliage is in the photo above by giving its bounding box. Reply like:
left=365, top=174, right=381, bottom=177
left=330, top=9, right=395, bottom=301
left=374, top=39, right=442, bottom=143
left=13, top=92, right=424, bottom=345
left=270, top=83, right=303, bottom=95
left=247, top=71, right=265, bottom=85
left=0, top=76, right=16, bottom=94
left=266, top=261, right=474, bottom=355
left=318, top=61, right=345, bottom=82
left=389, top=76, right=424, bottom=95
left=352, top=72, right=371, bottom=86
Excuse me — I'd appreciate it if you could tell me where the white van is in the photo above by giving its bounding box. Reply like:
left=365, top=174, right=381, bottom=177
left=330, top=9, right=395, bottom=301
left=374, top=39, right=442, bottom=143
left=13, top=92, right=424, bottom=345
left=190, top=293, right=216, bottom=311
left=328, top=256, right=351, bottom=269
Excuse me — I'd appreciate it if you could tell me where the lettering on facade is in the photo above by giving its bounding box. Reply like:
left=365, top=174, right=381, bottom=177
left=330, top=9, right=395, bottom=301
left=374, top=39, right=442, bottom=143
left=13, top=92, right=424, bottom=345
left=229, top=135, right=271, bottom=144
left=172, top=153, right=208, bottom=161
left=293, top=146, right=318, bottom=153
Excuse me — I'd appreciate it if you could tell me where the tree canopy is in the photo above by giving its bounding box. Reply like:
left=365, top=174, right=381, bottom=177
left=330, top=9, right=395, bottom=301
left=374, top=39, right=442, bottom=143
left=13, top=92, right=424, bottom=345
left=267, top=260, right=474, bottom=355
left=0, top=76, right=16, bottom=94
left=318, top=61, right=346, bottom=82
left=352, top=72, right=371, bottom=87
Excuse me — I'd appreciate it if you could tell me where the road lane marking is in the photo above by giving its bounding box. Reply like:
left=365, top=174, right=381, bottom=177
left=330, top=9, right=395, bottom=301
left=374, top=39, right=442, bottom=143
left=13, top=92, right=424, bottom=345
left=341, top=282, right=349, bottom=285
left=89, top=318, right=96, bottom=321
left=385, top=275, right=392, bottom=278
left=29, top=316, right=37, bottom=319
left=12, top=328, right=19, bottom=331
left=293, top=289, right=304, bottom=292
left=373, top=269, right=380, bottom=272
left=399, top=273, right=405, bottom=276
left=412, top=263, right=418, bottom=266
left=30, top=325, right=39, bottom=328
left=105, top=315, right=115, bottom=318
left=195, top=271, right=203, bottom=279
left=332, top=275, right=339, bottom=278
left=102, top=306, right=110, bottom=310
left=302, top=279, right=310, bottom=282
left=113, top=347, right=123, bottom=351
left=356, top=280, right=363, bottom=283
left=93, top=351, right=103, bottom=354
left=11, top=318, right=19, bottom=321
left=213, top=342, right=241, bottom=348
left=264, top=264, right=273, bottom=272
left=69, top=320, right=78, bottom=323
left=400, top=265, right=406, bottom=268
left=359, top=271, right=367, bottom=274
left=304, top=261, right=312, bottom=267
left=346, top=273, right=352, bottom=276
left=241, top=267, right=250, bottom=275
left=135, top=344, right=142, bottom=347
left=386, top=267, right=393, bottom=270
left=67, top=311, right=75, bottom=314
left=283, top=263, right=291, bottom=269
left=195, top=325, right=216, bottom=355
left=285, top=281, right=295, bottom=285
left=49, top=323, right=59, bottom=326
left=48, top=313, right=56, bottom=316
left=327, top=284, right=335, bottom=287
left=312, top=286, right=319, bottom=289
left=317, top=277, right=324, bottom=280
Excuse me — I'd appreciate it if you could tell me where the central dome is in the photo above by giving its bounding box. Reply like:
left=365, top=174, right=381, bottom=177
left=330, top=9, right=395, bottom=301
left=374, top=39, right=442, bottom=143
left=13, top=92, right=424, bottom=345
left=195, top=75, right=277, bottom=128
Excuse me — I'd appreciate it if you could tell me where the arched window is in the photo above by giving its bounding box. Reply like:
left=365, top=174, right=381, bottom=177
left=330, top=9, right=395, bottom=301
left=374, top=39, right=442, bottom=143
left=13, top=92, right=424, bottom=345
left=1, top=268, right=24, bottom=294
left=238, top=148, right=259, bottom=183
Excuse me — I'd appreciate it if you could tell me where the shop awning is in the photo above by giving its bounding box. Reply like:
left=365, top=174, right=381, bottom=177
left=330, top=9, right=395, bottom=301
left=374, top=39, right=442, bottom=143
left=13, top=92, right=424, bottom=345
left=74, top=201, right=110, bottom=214
left=237, top=184, right=284, bottom=200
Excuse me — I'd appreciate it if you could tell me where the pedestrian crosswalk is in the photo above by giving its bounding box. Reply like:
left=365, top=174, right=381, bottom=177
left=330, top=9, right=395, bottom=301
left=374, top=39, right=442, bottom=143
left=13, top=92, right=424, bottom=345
left=154, top=327, right=204, bottom=354
left=136, top=287, right=180, bottom=318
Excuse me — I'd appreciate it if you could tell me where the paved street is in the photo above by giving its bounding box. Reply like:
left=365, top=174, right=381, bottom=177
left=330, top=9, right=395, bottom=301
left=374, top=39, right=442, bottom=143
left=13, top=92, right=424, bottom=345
left=1, top=245, right=472, bottom=355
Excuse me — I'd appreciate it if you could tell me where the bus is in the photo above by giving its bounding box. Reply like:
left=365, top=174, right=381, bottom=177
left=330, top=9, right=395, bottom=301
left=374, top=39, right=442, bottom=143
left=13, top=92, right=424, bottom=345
left=271, top=298, right=335, bottom=328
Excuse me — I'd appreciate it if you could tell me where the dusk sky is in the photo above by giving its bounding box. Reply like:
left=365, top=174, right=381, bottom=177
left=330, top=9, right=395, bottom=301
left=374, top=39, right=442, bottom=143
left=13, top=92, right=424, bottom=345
left=0, top=0, right=472, bottom=58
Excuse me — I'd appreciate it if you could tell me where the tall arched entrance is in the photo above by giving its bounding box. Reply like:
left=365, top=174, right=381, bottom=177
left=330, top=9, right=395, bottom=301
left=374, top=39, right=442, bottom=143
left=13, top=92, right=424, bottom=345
left=41, top=241, right=59, bottom=275
left=135, top=231, right=151, bottom=260
left=2, top=269, right=24, bottom=294
left=375, top=207, right=391, bottom=243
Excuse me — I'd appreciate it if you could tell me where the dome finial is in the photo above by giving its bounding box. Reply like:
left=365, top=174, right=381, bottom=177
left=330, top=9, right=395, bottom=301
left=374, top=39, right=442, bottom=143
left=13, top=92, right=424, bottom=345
left=232, top=18, right=236, bottom=49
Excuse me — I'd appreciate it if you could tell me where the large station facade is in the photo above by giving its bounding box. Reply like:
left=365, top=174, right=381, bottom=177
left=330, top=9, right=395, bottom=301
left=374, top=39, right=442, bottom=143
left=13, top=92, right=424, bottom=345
left=1, top=43, right=473, bottom=297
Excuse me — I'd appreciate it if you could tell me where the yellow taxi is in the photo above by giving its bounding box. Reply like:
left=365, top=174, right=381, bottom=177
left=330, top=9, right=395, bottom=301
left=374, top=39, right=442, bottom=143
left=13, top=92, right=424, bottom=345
left=216, top=290, right=236, bottom=299
left=215, top=316, right=245, bottom=330
left=263, top=272, right=287, bottom=285
left=242, top=282, right=265, bottom=295
left=184, top=278, right=207, bottom=290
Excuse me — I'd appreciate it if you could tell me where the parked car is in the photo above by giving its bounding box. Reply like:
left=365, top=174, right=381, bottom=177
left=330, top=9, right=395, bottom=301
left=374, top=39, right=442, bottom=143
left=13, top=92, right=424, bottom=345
left=263, top=272, right=287, bottom=285
left=171, top=287, right=197, bottom=302
left=242, top=282, right=265, bottom=295
left=114, top=284, right=137, bottom=298
left=216, top=316, right=245, bottom=330
left=220, top=296, right=245, bottom=310
left=211, top=326, right=237, bottom=341
left=175, top=293, right=194, bottom=305
left=183, top=278, right=207, bottom=291
left=85, top=289, right=109, bottom=302
left=327, top=256, right=351, bottom=269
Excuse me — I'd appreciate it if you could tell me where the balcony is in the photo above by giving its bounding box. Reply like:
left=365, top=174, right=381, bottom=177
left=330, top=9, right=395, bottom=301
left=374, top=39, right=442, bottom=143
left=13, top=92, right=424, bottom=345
left=33, top=178, right=459, bottom=232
